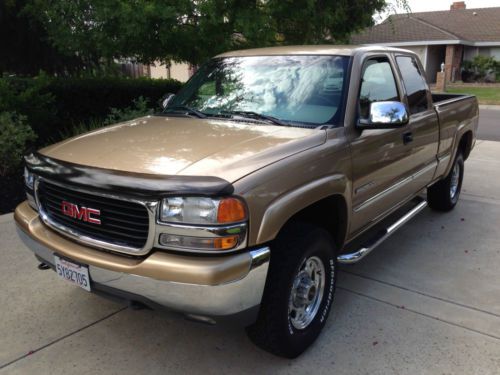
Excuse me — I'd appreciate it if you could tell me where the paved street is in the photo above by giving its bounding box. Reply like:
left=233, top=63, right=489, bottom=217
left=1, top=140, right=500, bottom=374
left=478, top=106, right=500, bottom=142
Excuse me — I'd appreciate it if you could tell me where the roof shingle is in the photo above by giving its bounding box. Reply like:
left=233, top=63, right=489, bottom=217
left=351, top=7, right=500, bottom=44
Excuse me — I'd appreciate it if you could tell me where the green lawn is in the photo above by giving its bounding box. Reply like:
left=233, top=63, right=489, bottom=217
left=446, top=86, right=500, bottom=105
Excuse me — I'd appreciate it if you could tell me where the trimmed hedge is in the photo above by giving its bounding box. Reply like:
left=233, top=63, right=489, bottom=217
left=0, top=76, right=182, bottom=144
left=46, top=77, right=182, bottom=128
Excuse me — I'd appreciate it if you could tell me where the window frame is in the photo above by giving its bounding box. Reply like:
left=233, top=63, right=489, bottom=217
left=393, top=53, right=433, bottom=115
left=356, top=54, right=404, bottom=123
left=165, top=55, right=352, bottom=128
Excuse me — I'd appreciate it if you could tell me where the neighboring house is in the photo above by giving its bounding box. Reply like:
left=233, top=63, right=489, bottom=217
left=351, top=2, right=500, bottom=82
left=148, top=61, right=193, bottom=82
left=120, top=60, right=192, bottom=82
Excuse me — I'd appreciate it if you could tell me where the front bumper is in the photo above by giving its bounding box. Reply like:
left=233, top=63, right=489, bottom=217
left=15, top=201, right=270, bottom=323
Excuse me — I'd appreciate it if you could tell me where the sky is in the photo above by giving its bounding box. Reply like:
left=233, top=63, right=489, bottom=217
left=375, top=0, right=500, bottom=22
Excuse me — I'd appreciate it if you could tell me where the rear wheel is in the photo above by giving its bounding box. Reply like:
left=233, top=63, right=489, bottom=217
left=246, top=223, right=337, bottom=358
left=427, top=151, right=464, bottom=211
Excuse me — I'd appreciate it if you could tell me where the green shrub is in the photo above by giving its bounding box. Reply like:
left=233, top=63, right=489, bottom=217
left=0, top=74, right=57, bottom=142
left=462, top=60, right=473, bottom=71
left=0, top=75, right=182, bottom=145
left=55, top=118, right=106, bottom=142
left=103, top=96, right=153, bottom=125
left=471, top=55, right=498, bottom=75
left=0, top=112, right=37, bottom=176
left=57, top=96, right=154, bottom=140
left=46, top=77, right=181, bottom=127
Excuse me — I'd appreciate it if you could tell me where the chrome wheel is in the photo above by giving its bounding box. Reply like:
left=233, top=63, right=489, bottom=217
left=450, top=162, right=460, bottom=199
left=288, top=256, right=325, bottom=330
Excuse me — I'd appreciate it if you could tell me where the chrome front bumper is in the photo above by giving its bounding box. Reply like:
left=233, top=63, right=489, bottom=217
left=17, top=226, right=270, bottom=321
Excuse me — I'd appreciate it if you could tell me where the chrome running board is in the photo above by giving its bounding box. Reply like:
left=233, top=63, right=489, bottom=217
left=337, top=199, right=428, bottom=264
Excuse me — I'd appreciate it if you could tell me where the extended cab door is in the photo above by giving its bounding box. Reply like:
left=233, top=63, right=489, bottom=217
left=394, top=54, right=439, bottom=190
left=349, top=55, right=416, bottom=235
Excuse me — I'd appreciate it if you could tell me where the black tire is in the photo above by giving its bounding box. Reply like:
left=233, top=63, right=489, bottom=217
left=246, top=223, right=337, bottom=358
left=427, top=151, right=464, bottom=211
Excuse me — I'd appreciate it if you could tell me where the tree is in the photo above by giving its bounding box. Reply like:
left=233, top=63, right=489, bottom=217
left=0, top=0, right=85, bottom=75
left=18, top=0, right=408, bottom=71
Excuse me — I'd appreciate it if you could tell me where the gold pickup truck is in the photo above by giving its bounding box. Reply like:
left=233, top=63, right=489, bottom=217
left=15, top=45, right=478, bottom=358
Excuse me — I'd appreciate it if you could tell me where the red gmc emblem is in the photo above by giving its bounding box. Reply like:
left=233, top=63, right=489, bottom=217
left=61, top=201, right=101, bottom=225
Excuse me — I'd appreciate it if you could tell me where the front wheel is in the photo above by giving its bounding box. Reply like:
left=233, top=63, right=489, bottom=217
left=246, top=223, right=337, bottom=358
left=427, top=152, right=464, bottom=211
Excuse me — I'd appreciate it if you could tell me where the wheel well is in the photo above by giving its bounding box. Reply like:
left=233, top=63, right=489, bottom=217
left=278, top=195, right=348, bottom=250
left=459, top=131, right=473, bottom=160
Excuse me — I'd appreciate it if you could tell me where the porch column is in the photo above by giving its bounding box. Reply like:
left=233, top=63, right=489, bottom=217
left=444, top=45, right=463, bottom=82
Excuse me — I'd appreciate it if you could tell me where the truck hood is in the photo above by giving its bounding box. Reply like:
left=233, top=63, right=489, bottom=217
left=40, top=116, right=326, bottom=182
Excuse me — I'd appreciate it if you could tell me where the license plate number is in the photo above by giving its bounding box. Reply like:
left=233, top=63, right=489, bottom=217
left=54, top=255, right=91, bottom=292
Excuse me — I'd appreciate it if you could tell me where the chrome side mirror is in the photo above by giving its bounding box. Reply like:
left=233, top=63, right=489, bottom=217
left=358, top=101, right=409, bottom=129
left=162, top=93, right=176, bottom=109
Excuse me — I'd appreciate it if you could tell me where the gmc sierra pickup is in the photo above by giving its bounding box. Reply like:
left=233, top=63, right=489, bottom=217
left=15, top=46, right=478, bottom=358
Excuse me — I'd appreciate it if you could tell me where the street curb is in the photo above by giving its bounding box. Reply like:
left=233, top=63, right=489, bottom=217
left=479, top=105, right=500, bottom=110
left=0, top=213, right=14, bottom=224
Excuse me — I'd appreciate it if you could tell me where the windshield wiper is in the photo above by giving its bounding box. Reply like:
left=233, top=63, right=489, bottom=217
left=219, top=110, right=287, bottom=126
left=164, top=105, right=207, bottom=119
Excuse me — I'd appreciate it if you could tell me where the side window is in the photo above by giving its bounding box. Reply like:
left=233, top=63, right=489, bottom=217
left=396, top=56, right=429, bottom=114
left=359, top=57, right=399, bottom=119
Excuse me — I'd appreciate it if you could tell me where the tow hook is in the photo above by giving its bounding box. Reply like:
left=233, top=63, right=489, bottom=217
left=38, top=262, right=50, bottom=270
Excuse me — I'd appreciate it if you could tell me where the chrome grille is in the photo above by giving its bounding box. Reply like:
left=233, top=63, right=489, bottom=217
left=36, top=180, right=152, bottom=253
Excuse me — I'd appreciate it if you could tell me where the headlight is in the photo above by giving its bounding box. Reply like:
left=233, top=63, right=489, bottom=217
left=24, top=167, right=34, bottom=190
left=24, top=167, right=38, bottom=211
left=157, top=196, right=248, bottom=252
left=160, top=197, right=247, bottom=225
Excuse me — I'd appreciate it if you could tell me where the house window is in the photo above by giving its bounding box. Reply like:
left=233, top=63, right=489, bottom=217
left=396, top=56, right=429, bottom=114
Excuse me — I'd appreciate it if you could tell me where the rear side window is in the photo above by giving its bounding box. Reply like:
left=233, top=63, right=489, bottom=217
left=396, top=56, right=429, bottom=114
left=359, top=57, right=399, bottom=119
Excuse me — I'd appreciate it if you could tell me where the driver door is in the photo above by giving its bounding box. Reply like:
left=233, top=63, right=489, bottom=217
left=349, top=55, right=415, bottom=235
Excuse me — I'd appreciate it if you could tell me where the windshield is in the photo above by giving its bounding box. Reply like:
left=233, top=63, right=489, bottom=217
left=165, top=55, right=350, bottom=126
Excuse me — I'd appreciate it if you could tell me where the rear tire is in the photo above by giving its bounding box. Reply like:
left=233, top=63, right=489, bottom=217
left=427, top=152, right=464, bottom=211
left=246, top=223, right=337, bottom=358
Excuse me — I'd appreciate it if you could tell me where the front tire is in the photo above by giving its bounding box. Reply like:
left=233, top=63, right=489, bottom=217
left=246, top=223, right=337, bottom=358
left=427, top=151, right=464, bottom=211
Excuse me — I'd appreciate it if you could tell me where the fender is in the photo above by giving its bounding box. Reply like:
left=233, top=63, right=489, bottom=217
left=255, top=174, right=350, bottom=244
left=437, top=120, right=476, bottom=179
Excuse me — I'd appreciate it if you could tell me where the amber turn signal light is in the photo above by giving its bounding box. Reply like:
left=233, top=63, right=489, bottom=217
left=217, top=198, right=247, bottom=224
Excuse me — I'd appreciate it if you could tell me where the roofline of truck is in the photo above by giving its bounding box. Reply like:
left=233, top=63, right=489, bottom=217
left=215, top=45, right=416, bottom=58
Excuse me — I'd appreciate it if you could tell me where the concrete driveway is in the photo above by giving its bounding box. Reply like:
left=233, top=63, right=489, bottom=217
left=477, top=106, right=500, bottom=142
left=1, top=141, right=499, bottom=375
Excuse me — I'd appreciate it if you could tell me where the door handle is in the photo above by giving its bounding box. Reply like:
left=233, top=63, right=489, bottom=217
left=403, top=131, right=413, bottom=145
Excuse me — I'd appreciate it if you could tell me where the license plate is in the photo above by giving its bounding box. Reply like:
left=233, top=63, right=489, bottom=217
left=54, top=255, right=91, bottom=292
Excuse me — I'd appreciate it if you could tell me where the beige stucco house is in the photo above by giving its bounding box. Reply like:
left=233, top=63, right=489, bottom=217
left=148, top=61, right=192, bottom=82
left=120, top=60, right=192, bottom=82
left=351, top=2, right=500, bottom=82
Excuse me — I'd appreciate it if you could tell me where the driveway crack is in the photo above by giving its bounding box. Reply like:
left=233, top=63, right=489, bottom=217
left=340, top=270, right=500, bottom=319
left=337, top=286, right=500, bottom=341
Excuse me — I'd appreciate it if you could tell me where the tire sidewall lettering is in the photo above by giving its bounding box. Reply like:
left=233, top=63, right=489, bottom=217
left=320, top=258, right=335, bottom=323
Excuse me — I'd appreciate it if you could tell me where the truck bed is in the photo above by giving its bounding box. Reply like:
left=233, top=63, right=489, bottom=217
left=431, top=92, right=478, bottom=162
left=431, top=92, right=475, bottom=107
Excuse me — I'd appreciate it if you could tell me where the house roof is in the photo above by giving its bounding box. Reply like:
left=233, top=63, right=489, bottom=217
left=351, top=7, right=500, bottom=45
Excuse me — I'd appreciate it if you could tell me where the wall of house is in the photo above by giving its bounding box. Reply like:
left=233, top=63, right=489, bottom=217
left=464, top=46, right=500, bottom=61
left=396, top=45, right=428, bottom=68
left=149, top=62, right=168, bottom=79
left=491, top=48, right=500, bottom=60
left=149, top=61, right=191, bottom=82
left=170, top=63, right=191, bottom=82
left=464, top=46, right=475, bottom=61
